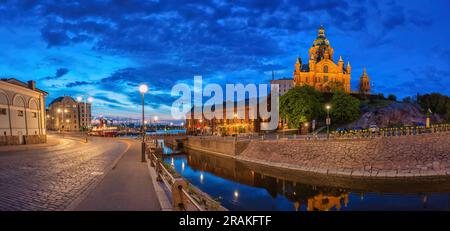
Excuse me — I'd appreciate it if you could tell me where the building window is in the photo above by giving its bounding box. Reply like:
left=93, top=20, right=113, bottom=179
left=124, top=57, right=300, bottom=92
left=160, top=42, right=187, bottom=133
left=324, top=76, right=328, bottom=82
left=18, top=110, right=24, bottom=117
left=32, top=112, right=37, bottom=118
left=324, top=66, right=329, bottom=73
left=0, top=108, right=6, bottom=115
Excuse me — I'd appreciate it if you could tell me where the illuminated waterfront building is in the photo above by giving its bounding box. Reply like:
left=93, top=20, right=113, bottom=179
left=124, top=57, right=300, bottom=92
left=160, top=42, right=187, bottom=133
left=46, top=96, right=92, bottom=131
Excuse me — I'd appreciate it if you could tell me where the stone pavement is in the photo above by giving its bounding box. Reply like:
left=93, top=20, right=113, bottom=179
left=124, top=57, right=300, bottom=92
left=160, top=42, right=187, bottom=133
left=73, top=140, right=161, bottom=211
left=0, top=136, right=129, bottom=211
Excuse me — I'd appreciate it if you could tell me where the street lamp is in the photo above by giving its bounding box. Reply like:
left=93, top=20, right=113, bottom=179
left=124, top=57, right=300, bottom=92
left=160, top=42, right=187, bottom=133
left=139, top=84, right=148, bottom=162
left=77, top=96, right=93, bottom=142
left=58, top=108, right=68, bottom=134
left=326, top=104, right=331, bottom=139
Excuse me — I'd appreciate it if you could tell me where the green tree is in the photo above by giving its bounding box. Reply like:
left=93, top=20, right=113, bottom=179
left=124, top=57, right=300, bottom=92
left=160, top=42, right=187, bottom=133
left=402, top=96, right=413, bottom=103
left=330, top=92, right=360, bottom=123
left=387, top=94, right=397, bottom=101
left=418, top=93, right=450, bottom=115
left=280, top=86, right=323, bottom=128
left=445, top=105, right=450, bottom=122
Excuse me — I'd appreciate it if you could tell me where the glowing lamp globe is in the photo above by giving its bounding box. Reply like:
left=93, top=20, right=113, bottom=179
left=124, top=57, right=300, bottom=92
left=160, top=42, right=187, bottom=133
left=139, top=84, right=148, bottom=94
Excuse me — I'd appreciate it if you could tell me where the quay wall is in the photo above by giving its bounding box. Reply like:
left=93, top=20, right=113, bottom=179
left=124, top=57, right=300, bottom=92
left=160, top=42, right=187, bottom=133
left=184, top=137, right=250, bottom=157
left=184, top=132, right=450, bottom=178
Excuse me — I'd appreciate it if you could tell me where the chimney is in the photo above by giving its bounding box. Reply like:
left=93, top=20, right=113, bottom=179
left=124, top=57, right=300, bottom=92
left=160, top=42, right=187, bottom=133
left=27, top=80, right=36, bottom=90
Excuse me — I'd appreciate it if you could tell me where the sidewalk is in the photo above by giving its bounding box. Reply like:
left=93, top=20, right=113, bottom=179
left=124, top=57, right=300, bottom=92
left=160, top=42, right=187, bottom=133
left=74, top=140, right=161, bottom=211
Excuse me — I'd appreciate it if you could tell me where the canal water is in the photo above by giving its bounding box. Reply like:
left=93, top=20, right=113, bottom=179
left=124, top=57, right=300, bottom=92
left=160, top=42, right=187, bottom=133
left=160, top=141, right=450, bottom=211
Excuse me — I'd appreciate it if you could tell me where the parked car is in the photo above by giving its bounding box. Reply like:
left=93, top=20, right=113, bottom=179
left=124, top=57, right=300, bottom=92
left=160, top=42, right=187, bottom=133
left=352, top=127, right=363, bottom=132
left=336, top=128, right=348, bottom=132
left=369, top=125, right=379, bottom=132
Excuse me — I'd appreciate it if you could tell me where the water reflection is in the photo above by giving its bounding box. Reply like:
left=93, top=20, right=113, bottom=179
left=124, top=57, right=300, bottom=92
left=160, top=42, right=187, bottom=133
left=160, top=141, right=450, bottom=211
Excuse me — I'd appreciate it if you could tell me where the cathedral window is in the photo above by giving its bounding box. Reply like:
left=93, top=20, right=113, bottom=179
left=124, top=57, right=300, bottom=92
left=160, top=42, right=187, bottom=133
left=324, top=66, right=329, bottom=73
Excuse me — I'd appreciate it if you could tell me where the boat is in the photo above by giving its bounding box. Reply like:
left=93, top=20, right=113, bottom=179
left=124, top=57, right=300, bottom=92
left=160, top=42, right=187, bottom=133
left=88, top=116, right=119, bottom=137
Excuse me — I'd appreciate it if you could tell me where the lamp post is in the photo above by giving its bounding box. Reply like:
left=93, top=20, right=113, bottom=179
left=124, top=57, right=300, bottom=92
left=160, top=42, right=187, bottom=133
left=326, top=104, right=331, bottom=139
left=58, top=107, right=68, bottom=136
left=57, top=108, right=62, bottom=133
left=77, top=96, right=93, bottom=142
left=139, top=84, right=148, bottom=162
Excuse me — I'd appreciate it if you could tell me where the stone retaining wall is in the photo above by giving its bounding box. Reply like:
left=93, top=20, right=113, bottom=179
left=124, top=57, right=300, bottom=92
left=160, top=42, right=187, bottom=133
left=185, top=137, right=250, bottom=157
left=238, top=132, right=450, bottom=178
left=24, top=134, right=47, bottom=144
left=0, top=134, right=47, bottom=146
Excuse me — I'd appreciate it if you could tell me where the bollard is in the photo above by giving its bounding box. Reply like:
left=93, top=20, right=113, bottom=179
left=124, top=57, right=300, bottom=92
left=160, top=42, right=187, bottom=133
left=172, top=178, right=189, bottom=211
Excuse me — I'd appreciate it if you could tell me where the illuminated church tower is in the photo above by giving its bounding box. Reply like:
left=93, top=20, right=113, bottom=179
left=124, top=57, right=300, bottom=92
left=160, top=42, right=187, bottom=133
left=293, top=26, right=351, bottom=93
left=359, top=67, right=371, bottom=94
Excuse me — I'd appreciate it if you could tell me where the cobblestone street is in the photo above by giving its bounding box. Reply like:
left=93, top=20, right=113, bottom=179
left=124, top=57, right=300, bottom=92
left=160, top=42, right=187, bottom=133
left=0, top=135, right=129, bottom=211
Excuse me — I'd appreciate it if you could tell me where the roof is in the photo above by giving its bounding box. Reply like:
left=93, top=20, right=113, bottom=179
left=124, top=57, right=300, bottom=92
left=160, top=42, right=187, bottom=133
left=270, top=78, right=294, bottom=82
left=0, top=78, right=48, bottom=95
left=301, top=64, right=310, bottom=72
left=49, top=96, right=77, bottom=105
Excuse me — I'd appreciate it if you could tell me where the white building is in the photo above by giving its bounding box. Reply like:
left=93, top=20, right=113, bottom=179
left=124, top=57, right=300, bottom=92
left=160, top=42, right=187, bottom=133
left=0, top=78, right=47, bottom=145
left=270, top=78, right=294, bottom=95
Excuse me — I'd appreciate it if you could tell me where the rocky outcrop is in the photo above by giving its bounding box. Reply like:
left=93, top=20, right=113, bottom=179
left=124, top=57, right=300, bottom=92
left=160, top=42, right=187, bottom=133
left=347, top=101, right=443, bottom=128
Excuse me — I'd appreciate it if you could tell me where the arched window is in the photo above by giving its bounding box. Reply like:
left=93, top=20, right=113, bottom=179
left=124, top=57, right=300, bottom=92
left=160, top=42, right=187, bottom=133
left=323, top=65, right=329, bottom=73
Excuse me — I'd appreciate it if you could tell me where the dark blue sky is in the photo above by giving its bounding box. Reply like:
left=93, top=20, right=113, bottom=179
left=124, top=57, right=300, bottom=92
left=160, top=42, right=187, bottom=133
left=1, top=0, right=449, bottom=119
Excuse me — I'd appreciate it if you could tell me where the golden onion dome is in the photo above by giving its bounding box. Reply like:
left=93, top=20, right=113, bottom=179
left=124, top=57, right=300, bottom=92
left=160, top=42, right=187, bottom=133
left=313, top=26, right=330, bottom=46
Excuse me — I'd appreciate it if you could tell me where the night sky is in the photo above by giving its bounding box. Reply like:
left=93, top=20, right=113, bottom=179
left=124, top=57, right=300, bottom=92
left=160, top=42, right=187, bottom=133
left=1, top=0, right=449, bottom=120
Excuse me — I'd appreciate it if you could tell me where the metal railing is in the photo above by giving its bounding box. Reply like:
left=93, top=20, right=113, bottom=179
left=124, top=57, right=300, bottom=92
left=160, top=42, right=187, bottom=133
left=147, top=142, right=222, bottom=211
left=329, top=124, right=450, bottom=139
left=185, top=124, right=450, bottom=141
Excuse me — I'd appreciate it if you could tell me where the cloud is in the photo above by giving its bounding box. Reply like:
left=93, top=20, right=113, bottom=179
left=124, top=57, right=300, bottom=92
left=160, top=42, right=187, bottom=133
left=65, top=81, right=91, bottom=88
left=42, top=67, right=69, bottom=80
left=0, top=0, right=448, bottom=119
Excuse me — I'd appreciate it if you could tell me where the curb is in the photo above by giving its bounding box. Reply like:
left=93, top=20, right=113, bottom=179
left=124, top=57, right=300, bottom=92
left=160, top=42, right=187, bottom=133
left=146, top=158, right=173, bottom=211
